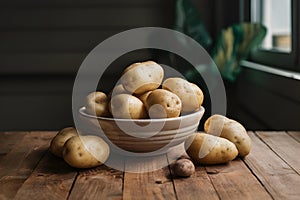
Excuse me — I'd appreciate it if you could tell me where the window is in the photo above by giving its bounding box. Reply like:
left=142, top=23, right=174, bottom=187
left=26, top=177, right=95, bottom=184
left=243, top=0, right=299, bottom=71
left=252, top=0, right=291, bottom=52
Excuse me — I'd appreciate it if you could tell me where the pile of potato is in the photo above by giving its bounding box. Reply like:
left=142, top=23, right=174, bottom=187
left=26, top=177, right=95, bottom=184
left=185, top=115, right=252, bottom=165
left=50, top=127, right=110, bottom=168
left=85, top=61, right=204, bottom=119
left=49, top=60, right=252, bottom=174
left=171, top=115, right=251, bottom=177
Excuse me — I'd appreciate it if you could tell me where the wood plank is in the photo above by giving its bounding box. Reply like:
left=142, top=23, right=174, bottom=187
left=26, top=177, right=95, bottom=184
left=256, top=131, right=300, bottom=174
left=0, top=132, right=26, bottom=161
left=0, top=7, right=172, bottom=29
left=13, top=151, right=77, bottom=200
left=287, top=131, right=300, bottom=143
left=68, top=165, right=123, bottom=200
left=244, top=131, right=300, bottom=200
left=205, top=158, right=272, bottom=200
left=172, top=166, right=219, bottom=200
left=166, top=144, right=219, bottom=200
left=0, top=131, right=56, bottom=200
left=123, top=154, right=176, bottom=200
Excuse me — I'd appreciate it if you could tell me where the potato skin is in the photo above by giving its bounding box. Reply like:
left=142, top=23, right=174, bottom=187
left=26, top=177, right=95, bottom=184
left=173, top=159, right=195, bottom=177
left=185, top=133, right=238, bottom=165
left=121, top=61, right=164, bottom=94
left=50, top=127, right=78, bottom=157
left=85, top=91, right=110, bottom=117
left=135, top=90, right=152, bottom=105
left=108, top=84, right=129, bottom=99
left=62, top=136, right=110, bottom=168
left=162, top=78, right=204, bottom=113
left=109, top=94, right=147, bottom=119
left=204, top=115, right=252, bottom=157
left=145, top=89, right=182, bottom=118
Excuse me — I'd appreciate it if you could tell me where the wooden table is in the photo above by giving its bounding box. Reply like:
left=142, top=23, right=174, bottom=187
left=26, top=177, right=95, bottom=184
left=0, top=131, right=300, bottom=200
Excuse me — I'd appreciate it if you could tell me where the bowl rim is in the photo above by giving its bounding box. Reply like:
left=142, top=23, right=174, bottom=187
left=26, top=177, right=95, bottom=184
left=79, top=106, right=205, bottom=122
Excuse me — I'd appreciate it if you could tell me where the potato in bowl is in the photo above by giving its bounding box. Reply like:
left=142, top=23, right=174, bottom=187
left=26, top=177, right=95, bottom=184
left=79, top=60, right=205, bottom=155
left=79, top=106, right=205, bottom=154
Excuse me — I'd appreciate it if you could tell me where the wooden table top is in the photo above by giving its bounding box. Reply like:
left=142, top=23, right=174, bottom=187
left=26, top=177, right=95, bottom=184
left=0, top=131, right=300, bottom=200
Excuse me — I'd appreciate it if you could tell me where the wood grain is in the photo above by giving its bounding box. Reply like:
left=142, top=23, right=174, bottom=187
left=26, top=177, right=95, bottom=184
left=287, top=131, right=300, bottom=143
left=123, top=155, right=176, bottom=200
left=0, top=132, right=26, bottom=161
left=172, top=165, right=219, bottom=200
left=166, top=144, right=219, bottom=200
left=0, top=131, right=55, bottom=200
left=1, top=131, right=300, bottom=199
left=68, top=165, right=123, bottom=200
left=13, top=151, right=77, bottom=200
left=206, top=158, right=272, bottom=200
left=244, top=131, right=300, bottom=200
left=256, top=131, right=300, bottom=174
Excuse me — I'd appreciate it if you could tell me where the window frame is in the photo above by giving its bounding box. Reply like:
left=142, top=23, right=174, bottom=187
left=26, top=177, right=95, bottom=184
left=243, top=0, right=299, bottom=72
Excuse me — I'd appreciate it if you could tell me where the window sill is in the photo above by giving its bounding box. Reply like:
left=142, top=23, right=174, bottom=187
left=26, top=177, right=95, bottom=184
left=240, top=60, right=300, bottom=81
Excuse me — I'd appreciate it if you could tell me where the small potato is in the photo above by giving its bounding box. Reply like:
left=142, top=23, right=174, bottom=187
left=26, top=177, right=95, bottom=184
left=121, top=61, right=164, bottom=94
left=109, top=94, right=147, bottom=119
left=162, top=78, right=204, bottom=113
left=145, top=89, right=182, bottom=118
left=173, top=159, right=195, bottom=177
left=50, top=127, right=78, bottom=157
left=62, top=135, right=110, bottom=168
left=108, top=84, right=129, bottom=99
left=85, top=91, right=110, bottom=117
left=204, top=115, right=251, bottom=157
left=135, top=91, right=152, bottom=105
left=185, top=132, right=238, bottom=165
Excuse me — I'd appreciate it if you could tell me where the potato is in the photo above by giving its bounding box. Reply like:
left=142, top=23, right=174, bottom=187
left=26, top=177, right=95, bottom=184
left=121, top=61, right=164, bottom=94
left=109, top=94, right=147, bottom=119
left=50, top=127, right=78, bottom=157
left=62, top=135, right=110, bottom=168
left=135, top=90, right=152, bottom=105
left=173, top=159, right=195, bottom=177
left=145, top=89, right=182, bottom=118
left=204, top=115, right=252, bottom=157
left=162, top=78, right=204, bottom=113
left=85, top=91, right=110, bottom=117
left=108, top=84, right=129, bottom=99
left=185, top=132, right=238, bottom=165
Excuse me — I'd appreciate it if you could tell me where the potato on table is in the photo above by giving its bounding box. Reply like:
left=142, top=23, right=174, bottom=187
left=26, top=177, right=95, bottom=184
left=185, top=132, right=238, bottom=165
left=173, top=158, right=195, bottom=177
left=50, top=127, right=78, bottom=157
left=62, top=135, right=110, bottom=168
left=204, top=114, right=252, bottom=157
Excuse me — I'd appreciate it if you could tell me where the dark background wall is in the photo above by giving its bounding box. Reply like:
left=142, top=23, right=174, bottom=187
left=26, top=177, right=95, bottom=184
left=1, top=0, right=299, bottom=131
left=0, top=0, right=175, bottom=131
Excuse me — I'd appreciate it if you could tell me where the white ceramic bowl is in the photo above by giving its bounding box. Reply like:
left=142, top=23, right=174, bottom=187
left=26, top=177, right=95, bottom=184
left=79, top=107, right=204, bottom=155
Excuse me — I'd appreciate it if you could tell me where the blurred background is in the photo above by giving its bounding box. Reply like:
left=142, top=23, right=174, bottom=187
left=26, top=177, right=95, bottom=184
left=0, top=0, right=299, bottom=131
